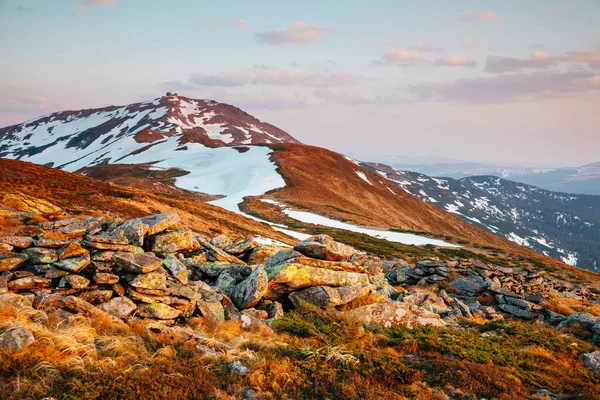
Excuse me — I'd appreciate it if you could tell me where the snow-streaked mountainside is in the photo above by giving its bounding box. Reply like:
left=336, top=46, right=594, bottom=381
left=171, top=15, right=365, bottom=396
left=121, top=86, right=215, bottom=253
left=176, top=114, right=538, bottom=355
left=362, top=162, right=600, bottom=271
left=391, top=161, right=600, bottom=196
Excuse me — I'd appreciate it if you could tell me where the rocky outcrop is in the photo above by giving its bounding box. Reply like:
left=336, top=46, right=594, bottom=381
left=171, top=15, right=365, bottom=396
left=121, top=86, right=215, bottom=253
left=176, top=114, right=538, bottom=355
left=294, top=234, right=359, bottom=261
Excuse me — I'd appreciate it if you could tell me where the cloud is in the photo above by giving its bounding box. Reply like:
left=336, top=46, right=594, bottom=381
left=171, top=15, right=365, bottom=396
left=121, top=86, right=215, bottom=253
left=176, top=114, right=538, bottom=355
left=458, top=11, right=498, bottom=22
left=361, top=25, right=372, bottom=32
left=189, top=73, right=250, bottom=87
left=77, top=0, right=116, bottom=14
left=255, top=21, right=333, bottom=45
left=203, top=89, right=307, bottom=110
left=375, top=49, right=428, bottom=65
left=252, top=68, right=356, bottom=87
left=233, top=19, right=251, bottom=29
left=410, top=44, right=445, bottom=52
left=315, top=87, right=409, bottom=105
left=202, top=17, right=220, bottom=25
left=433, top=55, right=477, bottom=67
left=409, top=70, right=599, bottom=103
left=485, top=49, right=600, bottom=73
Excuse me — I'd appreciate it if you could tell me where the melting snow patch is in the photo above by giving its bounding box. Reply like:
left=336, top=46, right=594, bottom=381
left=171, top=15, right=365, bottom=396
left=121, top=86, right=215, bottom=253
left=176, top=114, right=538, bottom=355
left=355, top=171, right=372, bottom=185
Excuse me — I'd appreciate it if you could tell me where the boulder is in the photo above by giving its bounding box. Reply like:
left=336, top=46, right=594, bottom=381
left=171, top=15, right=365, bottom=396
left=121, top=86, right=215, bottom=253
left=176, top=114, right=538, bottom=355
left=196, top=298, right=226, bottom=322
left=151, top=231, right=198, bottom=254
left=223, top=237, right=259, bottom=256
left=582, top=351, right=600, bottom=374
left=128, top=271, right=167, bottom=290
left=112, top=252, right=162, bottom=274
left=8, top=276, right=52, bottom=290
left=23, top=247, right=57, bottom=264
left=139, top=212, right=180, bottom=236
left=385, top=267, right=409, bottom=284
left=264, top=254, right=370, bottom=298
left=558, top=312, right=599, bottom=330
left=109, top=218, right=148, bottom=246
left=195, top=237, right=246, bottom=264
left=449, top=276, right=489, bottom=298
left=247, top=245, right=283, bottom=265
left=346, top=302, right=445, bottom=328
left=58, top=274, right=91, bottom=289
left=498, top=304, right=539, bottom=320
left=85, top=234, right=129, bottom=245
left=0, top=236, right=34, bottom=249
left=349, top=254, right=384, bottom=275
left=52, top=255, right=91, bottom=273
left=210, top=234, right=233, bottom=249
left=227, top=265, right=268, bottom=310
left=57, top=242, right=89, bottom=260
left=162, top=253, right=188, bottom=285
left=0, top=252, right=28, bottom=272
left=289, top=285, right=372, bottom=309
left=294, top=234, right=359, bottom=261
left=0, top=328, right=35, bottom=351
left=136, top=303, right=181, bottom=320
left=97, top=296, right=137, bottom=319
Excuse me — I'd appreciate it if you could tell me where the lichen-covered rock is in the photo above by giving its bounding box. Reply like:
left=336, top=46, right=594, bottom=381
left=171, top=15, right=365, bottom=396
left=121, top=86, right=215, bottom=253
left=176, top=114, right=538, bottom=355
left=449, top=276, right=489, bottom=298
left=109, top=218, right=148, bottom=246
left=210, top=234, right=232, bottom=249
left=227, top=265, right=268, bottom=310
left=82, top=240, right=141, bottom=253
left=223, top=237, right=259, bottom=256
left=112, top=252, right=162, bottom=274
left=163, top=253, right=188, bottom=285
left=151, top=231, right=198, bottom=253
left=0, top=252, right=28, bottom=272
left=78, top=290, right=113, bottom=304
left=498, top=304, right=539, bottom=320
left=0, top=293, right=34, bottom=308
left=58, top=274, right=91, bottom=289
left=247, top=245, right=284, bottom=265
left=23, top=247, right=57, bottom=264
left=349, top=254, right=384, bottom=275
left=195, top=237, right=247, bottom=265
left=52, top=255, right=91, bottom=273
left=346, top=302, right=445, bottom=328
left=294, top=234, right=359, bottom=261
left=0, top=243, right=13, bottom=251
left=57, top=242, right=89, bottom=260
left=0, top=236, right=34, bottom=249
left=97, top=296, right=137, bottom=318
left=264, top=253, right=370, bottom=298
left=33, top=238, right=71, bottom=248
left=289, top=285, right=372, bottom=309
left=140, top=212, right=180, bottom=236
left=196, top=298, right=225, bottom=322
left=93, top=272, right=120, bottom=285
left=129, top=271, right=167, bottom=290
left=0, top=328, right=35, bottom=351
left=136, top=303, right=181, bottom=319
left=8, top=276, right=52, bottom=290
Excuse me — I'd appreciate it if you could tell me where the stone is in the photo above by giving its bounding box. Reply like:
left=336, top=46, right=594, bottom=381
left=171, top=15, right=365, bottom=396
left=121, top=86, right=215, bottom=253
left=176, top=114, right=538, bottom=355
left=0, top=253, right=28, bottom=272
left=592, top=322, right=600, bottom=335
left=223, top=237, right=259, bottom=256
left=240, top=313, right=273, bottom=332
left=196, top=298, right=225, bottom=322
left=449, top=276, right=489, bottom=297
left=229, top=360, right=249, bottom=376
left=52, top=255, right=91, bottom=273
left=0, top=272, right=12, bottom=294
left=382, top=258, right=409, bottom=271
left=23, top=247, right=57, bottom=264
left=255, top=300, right=284, bottom=320
left=57, top=242, right=89, bottom=260
left=187, top=261, right=251, bottom=279
left=349, top=254, right=384, bottom=275
left=247, top=245, right=283, bottom=265
left=289, top=284, right=372, bottom=309
left=0, top=293, right=34, bottom=308
left=128, top=271, right=167, bottom=290
left=0, top=243, right=13, bottom=251
left=498, top=304, right=539, bottom=320
left=151, top=231, right=198, bottom=253
left=346, top=302, right=445, bottom=328
left=162, top=253, right=188, bottom=285
left=454, top=298, right=473, bottom=318
left=94, top=272, right=120, bottom=285
left=385, top=267, right=409, bottom=284
left=265, top=250, right=365, bottom=273
left=85, top=234, right=129, bottom=245
left=294, top=234, right=359, bottom=261
left=0, top=236, right=34, bottom=248
left=109, top=218, right=148, bottom=246
left=506, top=297, right=543, bottom=311
left=136, top=303, right=181, bottom=319
left=97, top=296, right=137, bottom=319
left=210, top=234, right=233, bottom=249
left=139, top=212, right=180, bottom=235
left=0, top=328, right=35, bottom=351
left=112, top=252, right=161, bottom=274
left=195, top=237, right=246, bottom=265
left=558, top=312, right=599, bottom=330
left=582, top=351, right=600, bottom=374
left=92, top=251, right=115, bottom=262
left=227, top=265, right=268, bottom=310
left=33, top=238, right=71, bottom=248
left=58, top=274, right=90, bottom=289
left=78, top=290, right=113, bottom=304
left=83, top=241, right=141, bottom=253
left=8, top=276, right=52, bottom=290
left=244, top=308, right=268, bottom=320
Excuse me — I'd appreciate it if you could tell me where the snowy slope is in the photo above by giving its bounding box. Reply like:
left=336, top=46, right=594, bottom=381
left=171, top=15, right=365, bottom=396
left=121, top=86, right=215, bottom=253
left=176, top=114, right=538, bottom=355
left=363, top=162, right=600, bottom=271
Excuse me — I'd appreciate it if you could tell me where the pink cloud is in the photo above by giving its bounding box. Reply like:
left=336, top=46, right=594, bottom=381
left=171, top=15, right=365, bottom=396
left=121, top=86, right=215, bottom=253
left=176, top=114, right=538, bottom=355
left=434, top=55, right=477, bottom=67
left=410, top=44, right=445, bottom=52
left=203, top=17, right=221, bottom=25
left=189, top=72, right=249, bottom=87
left=233, top=19, right=251, bottom=29
left=485, top=49, right=600, bottom=72
left=252, top=68, right=356, bottom=87
left=376, top=49, right=428, bottom=65
left=255, top=21, right=334, bottom=45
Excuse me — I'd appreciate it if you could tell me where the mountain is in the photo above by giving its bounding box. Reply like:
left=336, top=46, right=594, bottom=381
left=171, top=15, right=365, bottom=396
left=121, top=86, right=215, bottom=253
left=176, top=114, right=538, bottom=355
left=362, top=162, right=600, bottom=271
left=393, top=161, right=600, bottom=196
left=0, top=94, right=584, bottom=278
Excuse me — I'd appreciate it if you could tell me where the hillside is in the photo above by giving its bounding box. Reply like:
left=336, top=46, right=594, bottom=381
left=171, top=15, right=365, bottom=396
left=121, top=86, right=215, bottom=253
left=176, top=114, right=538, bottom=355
left=362, top=162, right=600, bottom=271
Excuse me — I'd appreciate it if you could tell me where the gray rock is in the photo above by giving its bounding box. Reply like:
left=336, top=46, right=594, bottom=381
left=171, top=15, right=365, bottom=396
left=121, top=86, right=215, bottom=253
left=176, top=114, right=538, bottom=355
left=591, top=322, right=600, bottom=335
left=162, top=253, right=188, bottom=285
left=112, top=252, right=162, bottom=274
left=289, top=284, right=371, bottom=309
left=97, top=296, right=137, bottom=318
left=230, top=360, right=249, bottom=376
left=0, top=328, right=35, bottom=351
left=109, top=218, right=148, bottom=246
left=227, top=265, right=268, bottom=310
left=498, top=304, right=538, bottom=320
left=139, top=212, right=180, bottom=236
left=23, top=247, right=57, bottom=264
left=449, top=276, right=489, bottom=297
left=558, top=312, right=598, bottom=330
left=581, top=351, right=600, bottom=374
left=52, top=255, right=91, bottom=273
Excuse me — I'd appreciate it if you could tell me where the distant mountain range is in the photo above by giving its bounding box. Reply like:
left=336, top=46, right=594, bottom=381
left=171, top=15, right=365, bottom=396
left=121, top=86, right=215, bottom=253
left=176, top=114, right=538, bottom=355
left=386, top=161, right=600, bottom=196
left=362, top=162, right=600, bottom=271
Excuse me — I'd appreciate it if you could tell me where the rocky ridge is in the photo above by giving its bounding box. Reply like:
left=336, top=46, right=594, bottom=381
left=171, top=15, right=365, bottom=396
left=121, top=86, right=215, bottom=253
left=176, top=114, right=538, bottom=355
left=2, top=207, right=599, bottom=354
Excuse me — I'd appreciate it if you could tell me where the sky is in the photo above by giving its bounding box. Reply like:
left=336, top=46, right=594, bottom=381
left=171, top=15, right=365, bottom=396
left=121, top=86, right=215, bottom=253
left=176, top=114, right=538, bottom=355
left=1, top=0, right=599, bottom=167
